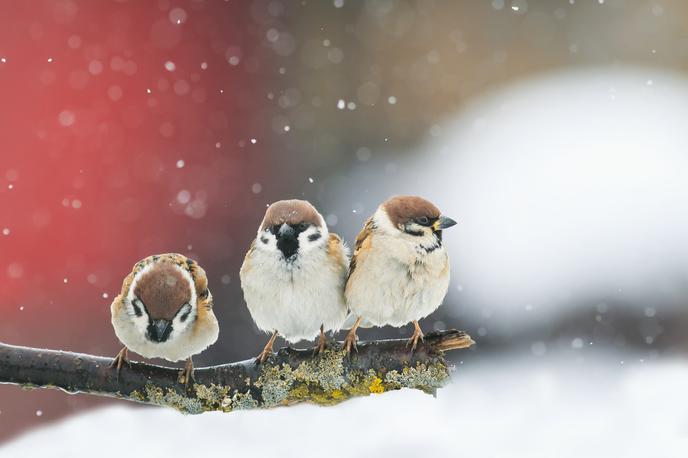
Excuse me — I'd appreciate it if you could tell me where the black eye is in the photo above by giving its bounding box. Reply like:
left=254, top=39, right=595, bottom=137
left=270, top=225, right=280, bottom=234
left=179, top=303, right=192, bottom=322
left=131, top=298, right=143, bottom=317
left=417, top=216, right=430, bottom=225
left=297, top=222, right=308, bottom=231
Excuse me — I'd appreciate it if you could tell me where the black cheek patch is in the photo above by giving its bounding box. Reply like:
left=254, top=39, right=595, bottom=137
left=132, top=302, right=143, bottom=317
left=308, top=233, right=322, bottom=242
left=405, top=228, right=424, bottom=237
left=260, top=236, right=269, bottom=244
left=180, top=311, right=191, bottom=322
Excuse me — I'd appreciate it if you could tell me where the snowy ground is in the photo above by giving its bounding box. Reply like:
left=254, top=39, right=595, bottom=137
left=2, top=350, right=687, bottom=458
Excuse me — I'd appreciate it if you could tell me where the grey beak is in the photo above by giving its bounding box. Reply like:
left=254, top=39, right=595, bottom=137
left=433, top=215, right=457, bottom=231
left=153, top=319, right=170, bottom=338
left=278, top=223, right=295, bottom=239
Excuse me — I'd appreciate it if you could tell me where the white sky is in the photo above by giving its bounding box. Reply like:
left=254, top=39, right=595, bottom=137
left=335, top=66, right=688, bottom=329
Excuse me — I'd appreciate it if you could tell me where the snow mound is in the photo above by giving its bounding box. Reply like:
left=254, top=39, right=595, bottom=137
left=2, top=352, right=687, bottom=458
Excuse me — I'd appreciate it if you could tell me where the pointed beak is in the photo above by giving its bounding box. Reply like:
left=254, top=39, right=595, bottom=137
left=278, top=223, right=296, bottom=239
left=150, top=319, right=171, bottom=342
left=432, top=215, right=457, bottom=231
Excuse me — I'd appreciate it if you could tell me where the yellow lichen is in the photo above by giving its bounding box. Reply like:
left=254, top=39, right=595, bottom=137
left=119, top=348, right=451, bottom=413
left=368, top=377, right=385, bottom=394
left=309, top=387, right=348, bottom=405
left=129, top=390, right=145, bottom=402
left=287, top=383, right=310, bottom=401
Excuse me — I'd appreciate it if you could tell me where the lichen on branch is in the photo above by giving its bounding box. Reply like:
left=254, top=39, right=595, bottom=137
left=0, top=330, right=474, bottom=414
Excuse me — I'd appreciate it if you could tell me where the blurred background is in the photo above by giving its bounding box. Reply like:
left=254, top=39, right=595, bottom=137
left=1, top=0, right=687, bottom=453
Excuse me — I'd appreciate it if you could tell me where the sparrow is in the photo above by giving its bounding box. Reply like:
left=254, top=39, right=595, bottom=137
left=240, top=199, right=349, bottom=362
left=343, top=195, right=457, bottom=352
left=110, top=253, right=219, bottom=385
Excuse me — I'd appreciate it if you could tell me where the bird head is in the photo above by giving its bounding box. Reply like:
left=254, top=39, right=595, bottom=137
left=375, top=195, right=457, bottom=241
left=123, top=254, right=209, bottom=344
left=256, top=199, right=328, bottom=262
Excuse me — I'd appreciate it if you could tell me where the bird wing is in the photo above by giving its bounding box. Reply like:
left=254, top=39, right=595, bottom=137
left=182, top=256, right=214, bottom=311
left=347, top=217, right=375, bottom=281
left=327, top=233, right=350, bottom=273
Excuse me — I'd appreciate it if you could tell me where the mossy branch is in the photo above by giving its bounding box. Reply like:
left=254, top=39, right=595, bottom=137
left=0, top=330, right=474, bottom=413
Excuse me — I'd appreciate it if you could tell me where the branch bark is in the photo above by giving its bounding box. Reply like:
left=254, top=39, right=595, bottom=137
left=0, top=330, right=474, bottom=413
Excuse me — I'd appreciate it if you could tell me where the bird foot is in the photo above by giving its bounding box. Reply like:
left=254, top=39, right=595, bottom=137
left=313, top=337, right=327, bottom=355
left=178, top=358, right=194, bottom=388
left=342, top=330, right=359, bottom=354
left=313, top=326, right=328, bottom=355
left=255, top=348, right=274, bottom=364
left=110, top=347, right=130, bottom=378
left=406, top=322, right=425, bottom=351
left=255, top=331, right=278, bottom=364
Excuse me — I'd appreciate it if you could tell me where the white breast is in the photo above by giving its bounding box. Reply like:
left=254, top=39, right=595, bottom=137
left=111, top=307, right=219, bottom=362
left=346, top=233, right=450, bottom=328
left=240, top=242, right=348, bottom=343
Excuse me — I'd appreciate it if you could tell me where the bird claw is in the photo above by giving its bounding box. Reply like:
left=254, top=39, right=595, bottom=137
left=313, top=326, right=328, bottom=356
left=406, top=322, right=425, bottom=352
left=255, top=331, right=278, bottom=364
left=254, top=349, right=274, bottom=364
left=178, top=358, right=195, bottom=388
left=342, top=333, right=358, bottom=354
left=313, top=339, right=327, bottom=356
left=110, top=347, right=130, bottom=380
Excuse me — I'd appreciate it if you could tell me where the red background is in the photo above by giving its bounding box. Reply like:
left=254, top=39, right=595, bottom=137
left=0, top=0, right=275, bottom=440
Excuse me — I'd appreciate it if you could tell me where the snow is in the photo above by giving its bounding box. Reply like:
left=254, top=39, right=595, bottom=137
left=2, top=351, right=686, bottom=457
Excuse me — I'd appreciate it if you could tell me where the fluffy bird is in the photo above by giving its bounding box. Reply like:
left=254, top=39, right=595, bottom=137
left=110, top=253, right=219, bottom=385
left=240, top=199, right=349, bottom=362
left=343, top=195, right=457, bottom=352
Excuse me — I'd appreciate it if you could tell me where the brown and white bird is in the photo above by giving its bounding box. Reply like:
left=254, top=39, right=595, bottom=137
left=343, top=195, right=457, bottom=352
left=110, top=253, right=219, bottom=385
left=240, top=199, right=349, bottom=362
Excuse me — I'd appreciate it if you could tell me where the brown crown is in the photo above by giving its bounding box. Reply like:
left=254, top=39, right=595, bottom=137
left=260, top=199, right=322, bottom=231
left=382, top=195, right=441, bottom=227
left=133, top=262, right=192, bottom=321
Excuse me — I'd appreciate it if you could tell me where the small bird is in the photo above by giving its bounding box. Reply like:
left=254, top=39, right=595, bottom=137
left=240, top=199, right=349, bottom=362
left=343, top=195, right=457, bottom=352
left=110, top=253, right=219, bottom=385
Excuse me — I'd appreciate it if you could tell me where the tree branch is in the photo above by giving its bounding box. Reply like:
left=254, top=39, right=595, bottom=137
left=0, top=330, right=474, bottom=413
